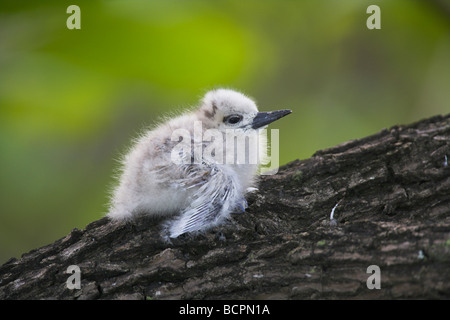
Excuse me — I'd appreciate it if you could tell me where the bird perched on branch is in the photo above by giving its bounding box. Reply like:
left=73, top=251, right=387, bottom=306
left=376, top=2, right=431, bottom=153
left=108, top=89, right=291, bottom=238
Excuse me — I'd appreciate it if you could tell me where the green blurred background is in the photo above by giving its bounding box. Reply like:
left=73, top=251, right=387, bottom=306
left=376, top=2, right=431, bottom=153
left=0, top=0, right=449, bottom=264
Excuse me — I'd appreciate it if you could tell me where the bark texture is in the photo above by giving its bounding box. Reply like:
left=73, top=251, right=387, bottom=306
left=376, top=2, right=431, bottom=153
left=1, top=114, right=450, bottom=300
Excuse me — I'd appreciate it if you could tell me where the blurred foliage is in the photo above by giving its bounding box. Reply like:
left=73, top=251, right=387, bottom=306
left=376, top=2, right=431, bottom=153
left=0, top=0, right=449, bottom=264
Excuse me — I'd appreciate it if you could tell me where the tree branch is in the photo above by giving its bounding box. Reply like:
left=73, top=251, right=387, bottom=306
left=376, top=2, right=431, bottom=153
left=1, top=114, right=450, bottom=299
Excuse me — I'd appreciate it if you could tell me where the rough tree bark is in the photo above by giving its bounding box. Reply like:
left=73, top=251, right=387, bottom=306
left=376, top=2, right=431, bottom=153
left=1, top=114, right=449, bottom=300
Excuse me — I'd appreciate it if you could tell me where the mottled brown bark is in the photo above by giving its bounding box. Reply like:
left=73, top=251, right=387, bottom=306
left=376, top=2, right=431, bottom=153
left=1, top=114, right=449, bottom=299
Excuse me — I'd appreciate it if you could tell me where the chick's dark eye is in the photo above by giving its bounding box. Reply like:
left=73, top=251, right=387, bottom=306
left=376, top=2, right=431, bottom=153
left=224, top=114, right=243, bottom=125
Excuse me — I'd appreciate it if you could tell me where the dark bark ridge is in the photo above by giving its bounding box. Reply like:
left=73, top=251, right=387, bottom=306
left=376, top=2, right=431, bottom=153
left=1, top=114, right=449, bottom=299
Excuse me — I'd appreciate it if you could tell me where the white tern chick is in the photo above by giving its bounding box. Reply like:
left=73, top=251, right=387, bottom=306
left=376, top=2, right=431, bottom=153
left=108, top=89, right=291, bottom=238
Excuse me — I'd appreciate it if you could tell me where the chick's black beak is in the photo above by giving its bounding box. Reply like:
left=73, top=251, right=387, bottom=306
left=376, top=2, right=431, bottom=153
left=251, top=109, right=292, bottom=129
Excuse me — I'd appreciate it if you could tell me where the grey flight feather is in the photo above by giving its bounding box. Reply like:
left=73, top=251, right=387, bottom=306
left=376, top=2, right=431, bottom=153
left=166, top=165, right=242, bottom=238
